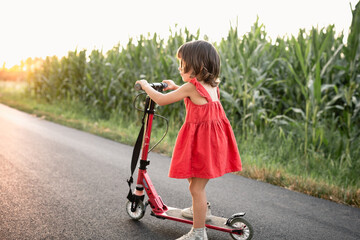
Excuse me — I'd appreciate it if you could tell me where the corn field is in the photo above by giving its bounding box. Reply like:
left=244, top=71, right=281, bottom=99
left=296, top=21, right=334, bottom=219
left=26, top=3, right=360, bottom=189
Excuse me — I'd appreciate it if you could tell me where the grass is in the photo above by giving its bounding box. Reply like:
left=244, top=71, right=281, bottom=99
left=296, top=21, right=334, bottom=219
left=0, top=81, right=173, bottom=154
left=0, top=80, right=359, bottom=207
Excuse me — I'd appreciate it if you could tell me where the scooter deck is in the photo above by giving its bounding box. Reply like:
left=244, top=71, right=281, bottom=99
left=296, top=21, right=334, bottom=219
left=158, top=207, right=233, bottom=230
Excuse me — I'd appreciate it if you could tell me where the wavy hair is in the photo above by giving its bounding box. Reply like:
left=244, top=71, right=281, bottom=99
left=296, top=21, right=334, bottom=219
left=177, top=40, right=220, bottom=87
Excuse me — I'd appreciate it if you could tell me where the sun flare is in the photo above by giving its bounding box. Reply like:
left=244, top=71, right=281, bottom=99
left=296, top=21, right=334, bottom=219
left=0, top=0, right=357, bottom=70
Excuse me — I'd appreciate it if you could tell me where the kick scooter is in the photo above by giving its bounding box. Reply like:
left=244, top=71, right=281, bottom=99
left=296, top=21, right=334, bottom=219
left=126, top=82, right=254, bottom=240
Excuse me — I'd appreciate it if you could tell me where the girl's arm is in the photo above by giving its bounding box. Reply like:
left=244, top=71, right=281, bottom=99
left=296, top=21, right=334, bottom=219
left=135, top=80, right=193, bottom=106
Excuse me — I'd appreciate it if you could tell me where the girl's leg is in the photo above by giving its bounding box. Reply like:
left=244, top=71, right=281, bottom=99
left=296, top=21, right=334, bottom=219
left=188, top=177, right=209, bottom=228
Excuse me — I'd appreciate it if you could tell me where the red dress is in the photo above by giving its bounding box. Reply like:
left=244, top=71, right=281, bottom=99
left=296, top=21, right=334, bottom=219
left=168, top=78, right=242, bottom=179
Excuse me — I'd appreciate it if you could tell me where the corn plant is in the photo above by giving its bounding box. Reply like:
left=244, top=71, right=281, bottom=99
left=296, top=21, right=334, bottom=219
left=334, top=1, right=360, bottom=162
left=218, top=19, right=276, bottom=139
left=280, top=26, right=345, bottom=158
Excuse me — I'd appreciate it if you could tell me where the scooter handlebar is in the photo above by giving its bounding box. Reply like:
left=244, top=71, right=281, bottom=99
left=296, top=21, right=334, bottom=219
left=134, top=82, right=168, bottom=92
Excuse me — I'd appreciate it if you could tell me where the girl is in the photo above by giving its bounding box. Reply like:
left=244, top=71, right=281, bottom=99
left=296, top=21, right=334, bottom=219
left=136, top=40, right=242, bottom=240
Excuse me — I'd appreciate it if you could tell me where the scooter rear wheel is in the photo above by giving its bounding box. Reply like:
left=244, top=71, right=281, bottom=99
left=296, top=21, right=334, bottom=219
left=126, top=200, right=145, bottom=220
left=229, top=217, right=253, bottom=240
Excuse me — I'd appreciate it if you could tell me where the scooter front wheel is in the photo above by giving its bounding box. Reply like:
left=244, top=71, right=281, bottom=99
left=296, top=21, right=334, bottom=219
left=126, top=200, right=145, bottom=220
left=229, top=217, right=253, bottom=240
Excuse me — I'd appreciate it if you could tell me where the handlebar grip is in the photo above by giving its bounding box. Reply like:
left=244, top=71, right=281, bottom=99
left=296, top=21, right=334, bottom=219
left=159, top=82, right=168, bottom=89
left=134, top=82, right=168, bottom=91
left=134, top=83, right=142, bottom=91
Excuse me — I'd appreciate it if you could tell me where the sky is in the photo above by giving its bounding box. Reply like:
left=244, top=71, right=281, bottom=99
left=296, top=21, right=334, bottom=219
left=0, top=0, right=358, bottom=68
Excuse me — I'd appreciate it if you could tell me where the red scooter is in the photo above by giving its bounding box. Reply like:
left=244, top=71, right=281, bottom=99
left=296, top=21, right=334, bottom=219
left=126, top=82, right=253, bottom=240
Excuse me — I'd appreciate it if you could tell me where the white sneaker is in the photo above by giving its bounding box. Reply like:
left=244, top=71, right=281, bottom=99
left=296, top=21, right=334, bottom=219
left=181, top=202, right=212, bottom=220
left=176, top=227, right=208, bottom=240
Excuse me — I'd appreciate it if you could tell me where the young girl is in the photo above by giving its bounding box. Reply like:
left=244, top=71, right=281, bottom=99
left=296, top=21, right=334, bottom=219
left=136, top=40, right=242, bottom=240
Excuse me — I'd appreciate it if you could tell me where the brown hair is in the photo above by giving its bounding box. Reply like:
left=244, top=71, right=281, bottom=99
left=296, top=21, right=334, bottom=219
left=177, top=40, right=220, bottom=87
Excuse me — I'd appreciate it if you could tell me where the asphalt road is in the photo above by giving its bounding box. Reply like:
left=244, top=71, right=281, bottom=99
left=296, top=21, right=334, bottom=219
left=0, top=103, right=359, bottom=240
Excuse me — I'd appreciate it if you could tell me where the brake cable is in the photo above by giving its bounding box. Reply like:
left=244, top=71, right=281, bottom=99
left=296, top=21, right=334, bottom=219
left=133, top=93, right=169, bottom=153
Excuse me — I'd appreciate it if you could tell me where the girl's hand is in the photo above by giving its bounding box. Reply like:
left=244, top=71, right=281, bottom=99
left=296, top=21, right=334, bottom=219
left=135, top=79, right=149, bottom=89
left=162, top=80, right=178, bottom=91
